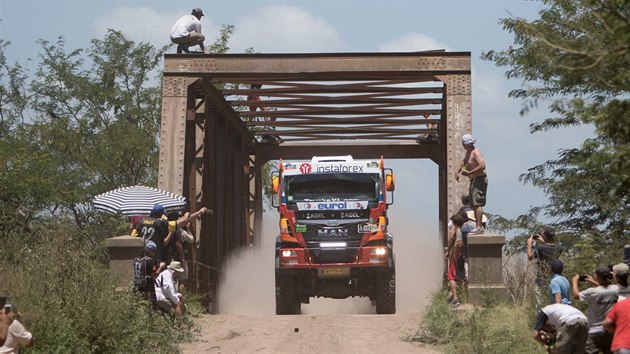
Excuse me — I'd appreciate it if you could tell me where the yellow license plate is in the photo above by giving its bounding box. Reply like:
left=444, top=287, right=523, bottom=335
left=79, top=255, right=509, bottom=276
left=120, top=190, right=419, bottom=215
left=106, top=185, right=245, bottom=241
left=319, top=268, right=351, bottom=278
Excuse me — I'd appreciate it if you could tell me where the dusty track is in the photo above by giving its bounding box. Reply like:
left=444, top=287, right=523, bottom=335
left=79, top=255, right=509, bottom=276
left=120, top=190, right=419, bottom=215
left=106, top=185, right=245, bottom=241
left=182, top=197, right=443, bottom=353
left=180, top=312, right=439, bottom=353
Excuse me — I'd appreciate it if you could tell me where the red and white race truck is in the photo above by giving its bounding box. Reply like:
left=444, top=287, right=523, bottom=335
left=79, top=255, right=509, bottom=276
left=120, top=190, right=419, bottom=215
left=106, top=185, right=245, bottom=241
left=271, top=155, right=396, bottom=314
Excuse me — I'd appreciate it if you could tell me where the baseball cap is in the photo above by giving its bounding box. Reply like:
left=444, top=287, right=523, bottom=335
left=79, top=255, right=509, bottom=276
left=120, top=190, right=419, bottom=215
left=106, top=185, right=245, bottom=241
left=613, top=262, right=629, bottom=277
left=462, top=134, right=476, bottom=145
left=191, top=7, right=204, bottom=16
left=144, top=240, right=157, bottom=252
left=551, top=259, right=564, bottom=274
left=594, top=264, right=611, bottom=277
left=152, top=203, right=165, bottom=214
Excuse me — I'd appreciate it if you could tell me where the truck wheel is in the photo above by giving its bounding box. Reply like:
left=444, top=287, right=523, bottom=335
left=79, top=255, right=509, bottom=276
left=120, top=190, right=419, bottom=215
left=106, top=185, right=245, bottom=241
left=275, top=273, right=299, bottom=315
left=376, top=268, right=396, bottom=314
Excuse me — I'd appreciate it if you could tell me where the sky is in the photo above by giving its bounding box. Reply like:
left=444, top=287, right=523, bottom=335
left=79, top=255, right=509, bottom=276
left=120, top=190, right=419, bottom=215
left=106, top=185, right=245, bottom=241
left=0, top=0, right=594, bottom=235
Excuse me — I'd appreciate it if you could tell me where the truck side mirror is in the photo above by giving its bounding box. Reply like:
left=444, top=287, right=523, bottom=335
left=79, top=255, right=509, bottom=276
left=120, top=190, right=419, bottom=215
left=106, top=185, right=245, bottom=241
left=385, top=173, right=395, bottom=191
left=272, top=175, right=280, bottom=194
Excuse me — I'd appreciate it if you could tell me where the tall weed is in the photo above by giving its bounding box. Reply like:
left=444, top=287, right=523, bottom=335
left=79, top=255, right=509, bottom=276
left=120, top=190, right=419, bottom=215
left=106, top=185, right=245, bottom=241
left=0, top=222, right=194, bottom=353
left=406, top=288, right=544, bottom=353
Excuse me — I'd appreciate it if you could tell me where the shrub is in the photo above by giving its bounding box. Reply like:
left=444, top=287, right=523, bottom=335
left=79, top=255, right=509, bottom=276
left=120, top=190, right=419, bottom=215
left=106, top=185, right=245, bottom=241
left=0, top=221, right=196, bottom=353
left=406, top=288, right=544, bottom=353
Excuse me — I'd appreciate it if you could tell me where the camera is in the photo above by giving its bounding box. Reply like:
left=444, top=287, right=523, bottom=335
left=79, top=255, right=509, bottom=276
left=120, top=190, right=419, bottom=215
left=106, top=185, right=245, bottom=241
left=3, top=304, right=14, bottom=313
left=578, top=275, right=588, bottom=282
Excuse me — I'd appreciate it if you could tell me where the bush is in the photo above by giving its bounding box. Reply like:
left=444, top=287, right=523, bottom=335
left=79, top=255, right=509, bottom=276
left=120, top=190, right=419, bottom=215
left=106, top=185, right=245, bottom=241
left=406, top=288, right=544, bottom=353
left=0, top=221, right=197, bottom=353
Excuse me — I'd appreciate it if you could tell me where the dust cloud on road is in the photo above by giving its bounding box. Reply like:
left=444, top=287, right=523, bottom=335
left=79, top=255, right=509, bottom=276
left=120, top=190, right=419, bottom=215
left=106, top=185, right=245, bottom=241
left=217, top=209, right=443, bottom=315
left=184, top=210, right=444, bottom=353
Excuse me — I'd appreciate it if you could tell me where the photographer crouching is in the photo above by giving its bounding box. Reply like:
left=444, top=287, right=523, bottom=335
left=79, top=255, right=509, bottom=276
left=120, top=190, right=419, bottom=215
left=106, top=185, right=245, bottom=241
left=572, top=264, right=619, bottom=354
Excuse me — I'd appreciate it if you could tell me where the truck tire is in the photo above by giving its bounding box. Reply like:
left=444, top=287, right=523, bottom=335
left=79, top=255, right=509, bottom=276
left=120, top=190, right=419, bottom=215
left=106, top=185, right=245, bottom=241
left=275, top=273, right=300, bottom=315
left=375, top=267, right=396, bottom=314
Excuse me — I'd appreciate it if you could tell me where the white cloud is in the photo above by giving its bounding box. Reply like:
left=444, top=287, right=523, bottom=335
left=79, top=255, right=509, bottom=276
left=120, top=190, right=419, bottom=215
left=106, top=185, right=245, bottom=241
left=93, top=6, right=218, bottom=49
left=378, top=33, right=450, bottom=52
left=229, top=5, right=347, bottom=53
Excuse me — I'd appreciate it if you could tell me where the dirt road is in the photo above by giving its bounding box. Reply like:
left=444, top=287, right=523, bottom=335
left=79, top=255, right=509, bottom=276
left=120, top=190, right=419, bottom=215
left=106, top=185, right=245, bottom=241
left=180, top=214, right=443, bottom=353
left=180, top=311, right=439, bottom=353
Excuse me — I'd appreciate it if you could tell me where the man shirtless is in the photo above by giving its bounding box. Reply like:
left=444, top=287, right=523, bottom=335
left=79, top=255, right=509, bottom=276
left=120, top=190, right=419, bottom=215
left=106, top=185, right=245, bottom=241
left=454, top=134, right=487, bottom=234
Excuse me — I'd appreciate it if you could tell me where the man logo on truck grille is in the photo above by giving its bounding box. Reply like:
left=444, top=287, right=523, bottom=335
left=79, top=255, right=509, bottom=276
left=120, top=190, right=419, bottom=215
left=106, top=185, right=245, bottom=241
left=318, top=228, right=348, bottom=237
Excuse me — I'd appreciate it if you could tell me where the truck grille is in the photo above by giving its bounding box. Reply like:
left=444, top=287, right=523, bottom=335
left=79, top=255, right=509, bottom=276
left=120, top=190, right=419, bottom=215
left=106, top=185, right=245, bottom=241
left=299, top=221, right=364, bottom=242
left=298, top=221, right=365, bottom=264
left=306, top=241, right=362, bottom=264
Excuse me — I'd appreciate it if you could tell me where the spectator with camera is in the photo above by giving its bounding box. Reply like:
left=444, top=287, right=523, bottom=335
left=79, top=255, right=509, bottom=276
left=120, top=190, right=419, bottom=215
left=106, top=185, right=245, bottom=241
left=612, top=262, right=629, bottom=301
left=0, top=302, right=33, bottom=353
left=533, top=303, right=588, bottom=354
left=572, top=264, right=619, bottom=354
left=528, top=228, right=562, bottom=304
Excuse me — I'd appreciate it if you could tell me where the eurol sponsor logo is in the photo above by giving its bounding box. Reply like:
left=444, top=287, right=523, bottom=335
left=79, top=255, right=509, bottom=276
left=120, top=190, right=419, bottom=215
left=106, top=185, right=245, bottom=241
left=297, top=201, right=368, bottom=210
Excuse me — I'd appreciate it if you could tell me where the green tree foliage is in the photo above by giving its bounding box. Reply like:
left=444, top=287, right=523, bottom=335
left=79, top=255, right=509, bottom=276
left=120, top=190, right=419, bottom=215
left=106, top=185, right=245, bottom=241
left=483, top=0, right=630, bottom=261
left=0, top=31, right=168, bottom=232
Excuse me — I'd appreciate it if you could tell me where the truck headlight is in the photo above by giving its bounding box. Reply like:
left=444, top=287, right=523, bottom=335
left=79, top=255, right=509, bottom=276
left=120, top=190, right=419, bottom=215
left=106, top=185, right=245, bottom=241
left=369, top=247, right=387, bottom=256
left=281, top=250, right=297, bottom=257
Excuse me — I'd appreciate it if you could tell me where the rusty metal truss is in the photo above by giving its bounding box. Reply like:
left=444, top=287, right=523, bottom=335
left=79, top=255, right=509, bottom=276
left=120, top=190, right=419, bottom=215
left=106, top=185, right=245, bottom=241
left=158, top=52, right=472, bottom=303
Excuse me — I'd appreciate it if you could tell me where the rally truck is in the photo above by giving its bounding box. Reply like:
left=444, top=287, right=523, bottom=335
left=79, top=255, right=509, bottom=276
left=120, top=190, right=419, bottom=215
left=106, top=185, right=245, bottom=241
left=271, top=155, right=396, bottom=314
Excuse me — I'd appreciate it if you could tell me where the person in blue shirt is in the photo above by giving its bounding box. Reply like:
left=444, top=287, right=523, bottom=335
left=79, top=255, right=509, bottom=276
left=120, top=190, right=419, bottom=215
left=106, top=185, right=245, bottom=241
left=549, top=259, right=571, bottom=305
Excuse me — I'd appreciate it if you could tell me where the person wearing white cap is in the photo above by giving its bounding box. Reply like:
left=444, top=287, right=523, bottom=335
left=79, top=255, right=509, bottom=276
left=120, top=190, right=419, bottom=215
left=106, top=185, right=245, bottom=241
left=454, top=134, right=487, bottom=234
left=155, top=261, right=186, bottom=324
left=169, top=7, right=209, bottom=54
left=612, top=262, right=629, bottom=301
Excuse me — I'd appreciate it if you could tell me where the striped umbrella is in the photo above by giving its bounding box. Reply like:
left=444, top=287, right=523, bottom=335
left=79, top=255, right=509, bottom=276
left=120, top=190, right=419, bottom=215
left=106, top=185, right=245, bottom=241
left=92, top=185, right=186, bottom=216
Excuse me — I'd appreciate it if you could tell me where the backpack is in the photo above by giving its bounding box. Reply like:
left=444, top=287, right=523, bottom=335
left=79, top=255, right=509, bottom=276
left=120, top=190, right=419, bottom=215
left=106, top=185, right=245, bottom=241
left=133, top=256, right=151, bottom=289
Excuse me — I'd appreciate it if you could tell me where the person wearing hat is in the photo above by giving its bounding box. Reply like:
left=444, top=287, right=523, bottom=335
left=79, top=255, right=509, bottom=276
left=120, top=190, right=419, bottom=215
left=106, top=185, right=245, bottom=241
left=133, top=241, right=161, bottom=310
left=155, top=261, right=186, bottom=324
left=169, top=7, right=209, bottom=54
left=572, top=264, right=620, bottom=354
left=612, top=262, right=629, bottom=301
left=549, top=259, right=571, bottom=305
left=454, top=134, right=487, bottom=234
left=132, top=204, right=208, bottom=265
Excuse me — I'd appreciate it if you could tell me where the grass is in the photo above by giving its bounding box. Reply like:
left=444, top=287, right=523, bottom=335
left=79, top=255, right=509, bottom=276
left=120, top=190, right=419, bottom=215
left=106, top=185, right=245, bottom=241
left=0, top=222, right=204, bottom=353
left=405, top=288, right=544, bottom=354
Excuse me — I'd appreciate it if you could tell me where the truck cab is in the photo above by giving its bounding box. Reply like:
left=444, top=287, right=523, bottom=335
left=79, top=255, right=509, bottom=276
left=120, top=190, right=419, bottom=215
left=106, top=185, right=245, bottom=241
left=271, top=155, right=396, bottom=314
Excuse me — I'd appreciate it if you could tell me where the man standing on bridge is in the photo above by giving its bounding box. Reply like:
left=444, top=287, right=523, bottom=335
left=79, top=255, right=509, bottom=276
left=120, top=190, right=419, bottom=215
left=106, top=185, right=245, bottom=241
left=455, top=134, right=487, bottom=234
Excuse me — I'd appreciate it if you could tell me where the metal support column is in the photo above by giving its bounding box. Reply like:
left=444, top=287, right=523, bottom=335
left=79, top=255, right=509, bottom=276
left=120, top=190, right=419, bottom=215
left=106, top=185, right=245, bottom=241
left=437, top=73, right=472, bottom=247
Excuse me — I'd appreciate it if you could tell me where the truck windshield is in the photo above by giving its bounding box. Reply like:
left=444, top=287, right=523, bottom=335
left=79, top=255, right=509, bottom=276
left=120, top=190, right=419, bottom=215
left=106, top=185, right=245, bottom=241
left=285, top=173, right=379, bottom=202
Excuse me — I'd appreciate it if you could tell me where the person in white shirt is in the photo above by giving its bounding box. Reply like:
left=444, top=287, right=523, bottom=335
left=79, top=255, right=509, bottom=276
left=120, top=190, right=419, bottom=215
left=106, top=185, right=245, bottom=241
left=533, top=303, right=588, bottom=354
left=155, top=261, right=186, bottom=323
left=572, top=264, right=619, bottom=354
left=613, top=262, right=630, bottom=301
left=0, top=306, right=33, bottom=354
left=170, top=8, right=208, bottom=54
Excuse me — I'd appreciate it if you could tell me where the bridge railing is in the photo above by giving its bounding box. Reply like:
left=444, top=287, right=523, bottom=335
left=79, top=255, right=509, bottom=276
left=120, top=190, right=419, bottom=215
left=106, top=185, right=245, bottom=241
left=185, top=260, right=221, bottom=314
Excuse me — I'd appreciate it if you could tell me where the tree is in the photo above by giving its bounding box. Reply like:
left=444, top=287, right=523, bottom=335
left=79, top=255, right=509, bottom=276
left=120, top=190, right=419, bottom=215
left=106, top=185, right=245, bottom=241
left=483, top=0, right=630, bottom=260
left=0, top=31, right=168, bottom=232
